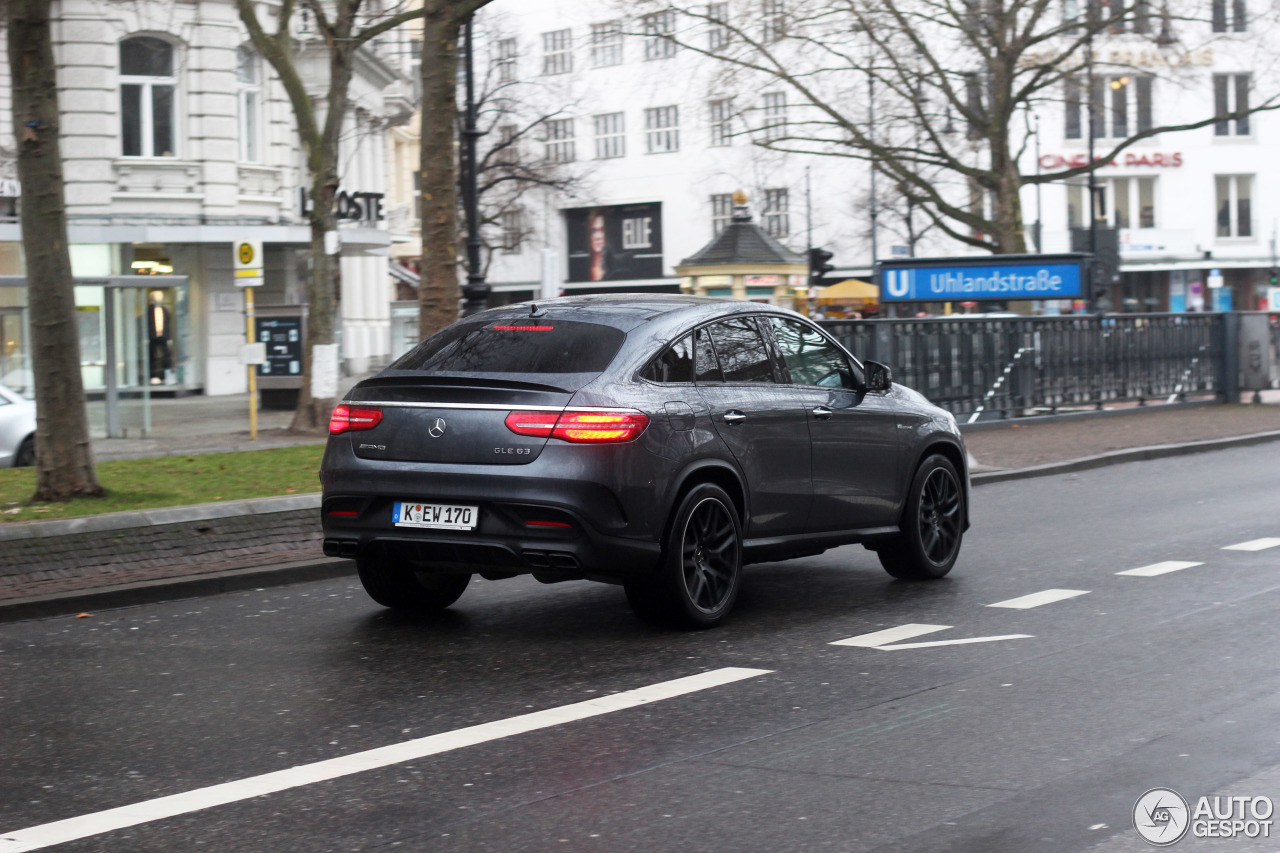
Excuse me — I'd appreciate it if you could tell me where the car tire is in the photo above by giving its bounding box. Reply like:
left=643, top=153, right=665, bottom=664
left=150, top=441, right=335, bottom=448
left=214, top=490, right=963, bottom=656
left=878, top=454, right=964, bottom=581
left=627, top=483, right=744, bottom=629
left=356, top=557, right=471, bottom=612
left=14, top=436, right=35, bottom=468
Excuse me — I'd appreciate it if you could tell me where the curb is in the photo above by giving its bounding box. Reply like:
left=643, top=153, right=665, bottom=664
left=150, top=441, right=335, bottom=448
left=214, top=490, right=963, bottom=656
left=0, top=557, right=355, bottom=623
left=970, top=428, right=1280, bottom=485
left=5, top=427, right=1280, bottom=622
left=0, top=493, right=322, bottom=541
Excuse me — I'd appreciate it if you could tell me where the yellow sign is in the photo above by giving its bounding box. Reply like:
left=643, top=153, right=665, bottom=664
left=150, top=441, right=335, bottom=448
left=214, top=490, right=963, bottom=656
left=238, top=242, right=255, bottom=265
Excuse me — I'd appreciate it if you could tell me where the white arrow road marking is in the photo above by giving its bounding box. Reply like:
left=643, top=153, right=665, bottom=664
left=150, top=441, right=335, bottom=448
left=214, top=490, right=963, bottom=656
left=831, top=624, right=1032, bottom=651
left=1222, top=538, right=1280, bottom=552
left=0, top=667, right=771, bottom=853
left=1117, top=561, right=1203, bottom=577
left=987, top=589, right=1090, bottom=609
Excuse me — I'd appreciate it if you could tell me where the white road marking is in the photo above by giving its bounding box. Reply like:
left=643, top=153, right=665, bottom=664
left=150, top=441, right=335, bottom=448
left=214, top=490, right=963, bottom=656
left=0, top=667, right=770, bottom=853
left=987, top=589, right=1090, bottom=609
left=878, top=634, right=1033, bottom=651
left=1116, top=561, right=1203, bottom=577
left=1222, top=537, right=1280, bottom=552
left=830, top=624, right=951, bottom=647
left=831, top=624, right=1032, bottom=651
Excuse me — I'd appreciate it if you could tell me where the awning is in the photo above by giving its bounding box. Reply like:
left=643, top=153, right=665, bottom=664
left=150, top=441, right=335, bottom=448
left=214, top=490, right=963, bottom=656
left=817, top=279, right=878, bottom=300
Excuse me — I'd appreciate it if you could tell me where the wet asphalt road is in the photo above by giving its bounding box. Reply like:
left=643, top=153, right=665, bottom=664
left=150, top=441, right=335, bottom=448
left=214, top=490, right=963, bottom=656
left=2, top=445, right=1279, bottom=853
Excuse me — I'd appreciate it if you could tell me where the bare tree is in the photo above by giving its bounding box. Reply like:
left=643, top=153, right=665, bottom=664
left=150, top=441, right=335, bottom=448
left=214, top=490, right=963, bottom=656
left=7, top=0, right=103, bottom=501
left=462, top=28, right=583, bottom=275
left=417, top=1, right=498, bottom=342
left=637, top=0, right=1280, bottom=254
left=236, top=0, right=422, bottom=431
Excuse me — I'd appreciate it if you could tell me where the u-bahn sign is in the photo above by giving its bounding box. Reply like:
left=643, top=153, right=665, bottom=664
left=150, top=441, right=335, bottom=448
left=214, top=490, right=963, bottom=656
left=878, top=254, right=1088, bottom=302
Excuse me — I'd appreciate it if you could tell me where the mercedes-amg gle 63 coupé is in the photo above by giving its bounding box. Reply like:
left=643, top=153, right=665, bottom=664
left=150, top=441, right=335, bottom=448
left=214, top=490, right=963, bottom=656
left=321, top=295, right=969, bottom=628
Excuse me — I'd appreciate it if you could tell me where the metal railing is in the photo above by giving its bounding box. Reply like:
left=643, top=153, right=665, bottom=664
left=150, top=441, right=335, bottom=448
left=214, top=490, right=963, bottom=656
left=820, top=313, right=1229, bottom=420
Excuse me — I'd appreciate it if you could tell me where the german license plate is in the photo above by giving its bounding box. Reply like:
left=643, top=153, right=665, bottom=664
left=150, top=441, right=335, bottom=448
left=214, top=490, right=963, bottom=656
left=392, top=502, right=478, bottom=531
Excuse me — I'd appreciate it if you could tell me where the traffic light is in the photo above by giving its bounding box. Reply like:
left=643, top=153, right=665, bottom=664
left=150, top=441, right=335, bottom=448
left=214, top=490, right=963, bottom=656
left=1270, top=268, right=1278, bottom=285
left=808, top=247, right=835, bottom=287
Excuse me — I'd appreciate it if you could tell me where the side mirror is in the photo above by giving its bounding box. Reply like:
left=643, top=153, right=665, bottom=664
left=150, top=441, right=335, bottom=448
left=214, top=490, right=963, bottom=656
left=864, top=360, right=893, bottom=392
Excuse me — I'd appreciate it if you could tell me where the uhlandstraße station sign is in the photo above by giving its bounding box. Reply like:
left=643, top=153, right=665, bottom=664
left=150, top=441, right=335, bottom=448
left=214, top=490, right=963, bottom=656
left=877, top=254, right=1090, bottom=303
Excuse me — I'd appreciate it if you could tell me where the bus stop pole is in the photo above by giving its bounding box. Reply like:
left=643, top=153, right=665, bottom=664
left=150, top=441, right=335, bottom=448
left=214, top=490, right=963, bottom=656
left=246, top=287, right=258, bottom=440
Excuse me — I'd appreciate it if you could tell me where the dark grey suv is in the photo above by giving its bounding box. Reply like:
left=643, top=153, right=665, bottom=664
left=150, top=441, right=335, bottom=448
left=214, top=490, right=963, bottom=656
left=321, top=295, right=969, bottom=627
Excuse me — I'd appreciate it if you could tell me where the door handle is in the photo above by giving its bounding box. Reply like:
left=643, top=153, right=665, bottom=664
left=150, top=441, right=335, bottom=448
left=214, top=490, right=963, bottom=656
left=722, top=410, right=747, bottom=425
left=812, top=406, right=833, bottom=420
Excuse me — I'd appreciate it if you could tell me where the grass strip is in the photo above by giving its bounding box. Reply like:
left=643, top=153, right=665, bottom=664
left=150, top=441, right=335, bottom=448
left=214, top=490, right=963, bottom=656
left=0, top=444, right=326, bottom=523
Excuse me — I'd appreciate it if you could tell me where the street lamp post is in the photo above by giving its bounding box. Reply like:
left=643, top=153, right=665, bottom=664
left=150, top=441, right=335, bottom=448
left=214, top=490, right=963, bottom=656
left=460, top=16, right=489, bottom=317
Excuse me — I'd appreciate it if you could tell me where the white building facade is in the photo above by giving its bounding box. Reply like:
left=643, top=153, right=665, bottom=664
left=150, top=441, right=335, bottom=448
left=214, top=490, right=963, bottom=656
left=467, top=0, right=1280, bottom=317
left=0, top=0, right=409, bottom=396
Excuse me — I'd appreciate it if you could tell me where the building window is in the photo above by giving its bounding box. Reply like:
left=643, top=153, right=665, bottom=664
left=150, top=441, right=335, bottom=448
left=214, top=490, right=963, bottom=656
left=645, top=106, right=680, bottom=153
left=1067, top=177, right=1157, bottom=230
left=542, top=29, right=572, bottom=75
left=1214, top=74, right=1251, bottom=136
left=1064, top=78, right=1082, bottom=139
left=495, top=123, right=519, bottom=166
left=1070, top=75, right=1153, bottom=139
left=1215, top=175, right=1252, bottom=237
left=762, top=0, right=786, bottom=42
left=544, top=118, right=575, bottom=163
left=709, top=98, right=733, bottom=146
left=762, top=188, right=789, bottom=238
left=236, top=45, right=260, bottom=163
left=1212, top=0, right=1247, bottom=32
left=590, top=22, right=623, bottom=67
left=761, top=92, right=787, bottom=141
left=711, top=193, right=734, bottom=235
left=501, top=210, right=523, bottom=253
left=708, top=2, right=730, bottom=50
left=643, top=11, right=677, bottom=60
left=594, top=113, right=625, bottom=159
left=495, top=38, right=518, bottom=83
left=120, top=36, right=177, bottom=157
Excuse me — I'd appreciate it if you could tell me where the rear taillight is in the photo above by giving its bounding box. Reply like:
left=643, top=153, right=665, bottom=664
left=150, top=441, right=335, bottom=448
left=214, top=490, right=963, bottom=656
left=329, top=405, right=383, bottom=435
left=505, top=409, right=649, bottom=444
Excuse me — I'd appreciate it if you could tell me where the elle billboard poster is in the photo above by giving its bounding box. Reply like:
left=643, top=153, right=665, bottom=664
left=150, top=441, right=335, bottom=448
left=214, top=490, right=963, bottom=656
left=565, top=202, right=664, bottom=282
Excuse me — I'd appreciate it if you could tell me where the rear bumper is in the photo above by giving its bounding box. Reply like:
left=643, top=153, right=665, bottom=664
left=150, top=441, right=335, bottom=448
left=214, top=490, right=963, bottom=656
left=320, top=440, right=662, bottom=581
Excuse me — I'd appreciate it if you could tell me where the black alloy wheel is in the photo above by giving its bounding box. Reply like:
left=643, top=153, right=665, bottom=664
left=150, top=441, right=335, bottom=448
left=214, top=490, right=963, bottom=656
left=878, top=455, right=964, bottom=581
left=14, top=436, right=35, bottom=468
left=626, top=483, right=743, bottom=628
left=356, top=556, right=471, bottom=612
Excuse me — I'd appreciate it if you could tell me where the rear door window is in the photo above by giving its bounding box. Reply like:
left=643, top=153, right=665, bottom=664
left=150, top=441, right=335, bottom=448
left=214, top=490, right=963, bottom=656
left=694, top=326, right=722, bottom=383
left=391, top=319, right=625, bottom=374
left=705, top=317, right=777, bottom=384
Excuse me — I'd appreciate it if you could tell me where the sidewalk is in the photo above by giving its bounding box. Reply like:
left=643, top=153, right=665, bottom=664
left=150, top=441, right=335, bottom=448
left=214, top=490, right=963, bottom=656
left=2, top=391, right=1279, bottom=620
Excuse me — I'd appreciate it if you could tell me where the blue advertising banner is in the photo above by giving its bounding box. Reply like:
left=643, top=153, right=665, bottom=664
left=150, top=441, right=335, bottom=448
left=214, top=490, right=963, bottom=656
left=879, top=255, right=1087, bottom=302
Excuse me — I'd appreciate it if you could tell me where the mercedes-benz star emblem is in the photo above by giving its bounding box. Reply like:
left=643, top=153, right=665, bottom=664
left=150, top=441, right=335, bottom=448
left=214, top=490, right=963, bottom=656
left=428, top=417, right=447, bottom=438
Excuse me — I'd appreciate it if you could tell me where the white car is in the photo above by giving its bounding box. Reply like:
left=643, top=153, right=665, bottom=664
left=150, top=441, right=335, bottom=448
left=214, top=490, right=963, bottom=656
left=0, top=384, right=36, bottom=467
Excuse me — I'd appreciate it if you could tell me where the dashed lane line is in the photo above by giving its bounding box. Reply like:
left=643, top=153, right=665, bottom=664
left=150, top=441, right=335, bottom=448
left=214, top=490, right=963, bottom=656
left=987, top=589, right=1090, bottom=609
left=831, top=624, right=1033, bottom=651
left=1222, top=538, right=1280, bottom=552
left=1116, top=561, right=1204, bottom=577
left=0, top=667, right=771, bottom=853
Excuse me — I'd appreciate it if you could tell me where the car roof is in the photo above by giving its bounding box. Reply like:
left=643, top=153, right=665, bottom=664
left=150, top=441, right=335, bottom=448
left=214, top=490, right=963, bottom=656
left=474, top=294, right=803, bottom=334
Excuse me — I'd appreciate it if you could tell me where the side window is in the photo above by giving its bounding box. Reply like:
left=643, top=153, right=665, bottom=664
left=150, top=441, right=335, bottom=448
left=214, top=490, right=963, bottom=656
left=705, top=317, right=777, bottom=383
left=767, top=317, right=858, bottom=389
left=694, top=326, right=722, bottom=382
left=642, top=333, right=694, bottom=383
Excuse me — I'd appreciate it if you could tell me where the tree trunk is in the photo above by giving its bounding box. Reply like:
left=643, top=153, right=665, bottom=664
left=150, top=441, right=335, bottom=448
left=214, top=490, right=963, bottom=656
left=418, top=6, right=464, bottom=341
left=7, top=0, right=103, bottom=501
left=290, top=174, right=340, bottom=431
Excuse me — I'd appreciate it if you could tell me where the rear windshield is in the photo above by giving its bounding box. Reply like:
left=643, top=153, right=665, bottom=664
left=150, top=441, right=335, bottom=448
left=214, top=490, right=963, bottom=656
left=390, top=319, right=626, bottom=374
